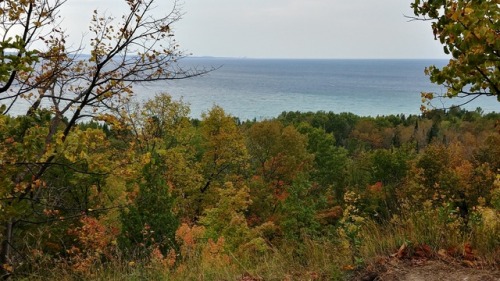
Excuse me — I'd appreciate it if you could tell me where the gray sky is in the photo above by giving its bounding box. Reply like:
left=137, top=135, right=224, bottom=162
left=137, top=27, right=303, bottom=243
left=61, top=0, right=448, bottom=59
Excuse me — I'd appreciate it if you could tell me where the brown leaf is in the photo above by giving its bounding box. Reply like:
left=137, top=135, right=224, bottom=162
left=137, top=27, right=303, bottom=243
left=411, top=258, right=427, bottom=266
left=462, top=260, right=475, bottom=267
left=391, top=243, right=407, bottom=259
left=415, top=243, right=432, bottom=258
left=464, top=243, right=475, bottom=261
left=375, top=256, right=388, bottom=265
left=437, top=249, right=449, bottom=259
left=446, top=246, right=459, bottom=257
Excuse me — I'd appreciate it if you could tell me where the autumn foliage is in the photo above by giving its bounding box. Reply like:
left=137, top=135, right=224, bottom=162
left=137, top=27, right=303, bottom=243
left=0, top=0, right=499, bottom=280
left=1, top=95, right=499, bottom=279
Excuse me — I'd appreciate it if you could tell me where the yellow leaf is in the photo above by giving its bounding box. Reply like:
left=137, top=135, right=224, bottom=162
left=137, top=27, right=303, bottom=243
left=342, top=264, right=355, bottom=271
left=2, top=264, right=13, bottom=273
left=141, top=152, right=151, bottom=165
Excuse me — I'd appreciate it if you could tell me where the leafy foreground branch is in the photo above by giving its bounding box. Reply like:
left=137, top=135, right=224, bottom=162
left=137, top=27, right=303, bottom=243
left=0, top=0, right=209, bottom=277
left=412, top=0, right=500, bottom=109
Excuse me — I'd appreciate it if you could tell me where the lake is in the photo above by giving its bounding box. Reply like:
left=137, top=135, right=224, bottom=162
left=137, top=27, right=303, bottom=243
left=136, top=58, right=498, bottom=121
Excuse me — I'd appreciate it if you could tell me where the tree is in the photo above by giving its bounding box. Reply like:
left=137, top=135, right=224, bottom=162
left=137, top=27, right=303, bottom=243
left=296, top=123, right=348, bottom=202
left=279, top=176, right=321, bottom=240
left=411, top=1, right=500, bottom=108
left=246, top=120, right=313, bottom=224
left=247, top=120, right=312, bottom=186
left=199, top=181, right=253, bottom=250
left=119, top=151, right=179, bottom=257
left=0, top=0, right=204, bottom=270
left=195, top=106, right=248, bottom=218
left=122, top=93, right=203, bottom=221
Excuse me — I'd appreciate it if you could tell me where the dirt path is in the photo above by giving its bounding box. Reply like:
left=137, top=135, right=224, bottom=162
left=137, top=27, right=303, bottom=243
left=356, top=260, right=500, bottom=281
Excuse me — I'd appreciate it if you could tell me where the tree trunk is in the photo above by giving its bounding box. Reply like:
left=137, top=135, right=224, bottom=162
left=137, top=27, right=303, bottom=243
left=0, top=218, right=13, bottom=278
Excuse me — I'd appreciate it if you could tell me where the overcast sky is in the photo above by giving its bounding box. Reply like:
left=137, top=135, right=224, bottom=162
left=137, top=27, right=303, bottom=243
left=60, top=0, right=448, bottom=59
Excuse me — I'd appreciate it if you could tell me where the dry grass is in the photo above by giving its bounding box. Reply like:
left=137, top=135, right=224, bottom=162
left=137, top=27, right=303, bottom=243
left=360, top=206, right=499, bottom=266
left=18, top=238, right=352, bottom=281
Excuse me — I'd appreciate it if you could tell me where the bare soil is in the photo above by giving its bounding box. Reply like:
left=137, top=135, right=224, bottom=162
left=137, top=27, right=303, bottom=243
left=355, top=259, right=500, bottom=281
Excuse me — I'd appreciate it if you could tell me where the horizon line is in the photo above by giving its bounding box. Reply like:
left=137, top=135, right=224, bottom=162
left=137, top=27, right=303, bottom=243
left=185, top=55, right=450, bottom=60
left=69, top=53, right=449, bottom=61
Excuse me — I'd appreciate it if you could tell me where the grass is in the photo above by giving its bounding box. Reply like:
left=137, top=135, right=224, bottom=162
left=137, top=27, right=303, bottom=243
left=17, top=237, right=354, bottom=281
left=360, top=205, right=500, bottom=266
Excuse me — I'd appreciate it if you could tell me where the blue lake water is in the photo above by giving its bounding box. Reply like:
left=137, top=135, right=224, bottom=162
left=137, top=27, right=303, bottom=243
left=138, top=58, right=498, bottom=121
left=5, top=58, right=498, bottom=120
